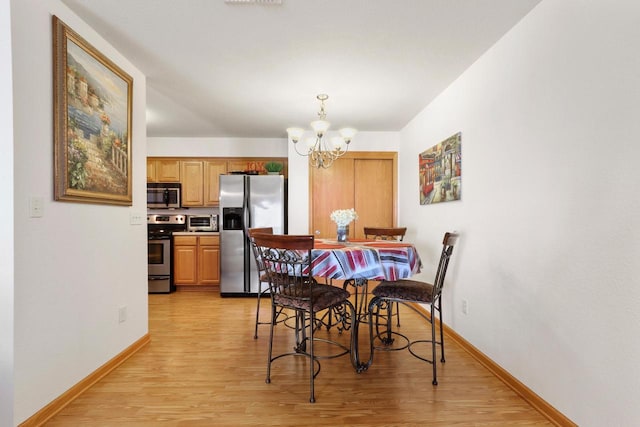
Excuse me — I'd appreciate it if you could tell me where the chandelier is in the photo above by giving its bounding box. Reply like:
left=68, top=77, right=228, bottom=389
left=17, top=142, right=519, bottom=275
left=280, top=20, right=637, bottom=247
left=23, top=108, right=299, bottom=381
left=287, top=94, right=357, bottom=169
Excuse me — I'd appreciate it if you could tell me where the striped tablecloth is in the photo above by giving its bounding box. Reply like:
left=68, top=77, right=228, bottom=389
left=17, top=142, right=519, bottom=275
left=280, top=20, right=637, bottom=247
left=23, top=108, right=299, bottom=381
left=310, top=239, right=422, bottom=281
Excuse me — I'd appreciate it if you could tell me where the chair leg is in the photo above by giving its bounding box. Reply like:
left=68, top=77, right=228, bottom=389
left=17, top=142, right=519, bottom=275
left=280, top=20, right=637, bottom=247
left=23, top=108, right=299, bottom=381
left=254, top=288, right=263, bottom=339
left=438, top=299, right=445, bottom=363
left=294, top=311, right=307, bottom=352
left=367, top=297, right=379, bottom=369
left=431, top=304, right=438, bottom=386
left=309, top=310, right=316, bottom=403
left=318, top=277, right=335, bottom=331
left=395, top=302, right=401, bottom=327
left=265, top=303, right=276, bottom=384
left=387, top=301, right=395, bottom=343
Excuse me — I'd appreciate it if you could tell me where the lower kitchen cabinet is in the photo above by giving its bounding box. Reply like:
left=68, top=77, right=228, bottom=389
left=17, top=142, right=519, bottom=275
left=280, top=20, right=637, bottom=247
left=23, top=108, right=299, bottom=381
left=198, top=236, right=220, bottom=284
left=174, top=240, right=197, bottom=284
left=174, top=234, right=220, bottom=286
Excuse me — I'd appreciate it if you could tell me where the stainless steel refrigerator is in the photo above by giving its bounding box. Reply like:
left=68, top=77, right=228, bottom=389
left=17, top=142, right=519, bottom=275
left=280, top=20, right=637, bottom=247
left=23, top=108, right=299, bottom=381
left=219, top=174, right=285, bottom=296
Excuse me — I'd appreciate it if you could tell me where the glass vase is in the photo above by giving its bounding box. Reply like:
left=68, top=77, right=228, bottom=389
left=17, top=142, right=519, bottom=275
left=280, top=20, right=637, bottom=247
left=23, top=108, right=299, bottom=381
left=337, top=224, right=349, bottom=242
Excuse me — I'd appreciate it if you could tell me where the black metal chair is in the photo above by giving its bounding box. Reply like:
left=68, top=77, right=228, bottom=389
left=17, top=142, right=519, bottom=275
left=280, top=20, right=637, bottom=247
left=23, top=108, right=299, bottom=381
left=363, top=226, right=408, bottom=326
left=367, top=232, right=458, bottom=386
left=363, top=226, right=407, bottom=242
left=252, top=233, right=357, bottom=403
left=247, top=227, right=277, bottom=339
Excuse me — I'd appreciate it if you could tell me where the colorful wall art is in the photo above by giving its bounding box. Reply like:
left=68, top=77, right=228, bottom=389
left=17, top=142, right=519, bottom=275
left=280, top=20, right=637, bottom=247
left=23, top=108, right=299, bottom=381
left=53, top=16, right=133, bottom=205
left=419, top=132, right=461, bottom=205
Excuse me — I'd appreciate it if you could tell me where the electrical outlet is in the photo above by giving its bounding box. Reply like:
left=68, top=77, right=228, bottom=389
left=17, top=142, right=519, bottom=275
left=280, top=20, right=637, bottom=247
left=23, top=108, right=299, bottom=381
left=118, top=306, right=127, bottom=323
left=129, top=212, right=144, bottom=225
left=462, top=299, right=469, bottom=315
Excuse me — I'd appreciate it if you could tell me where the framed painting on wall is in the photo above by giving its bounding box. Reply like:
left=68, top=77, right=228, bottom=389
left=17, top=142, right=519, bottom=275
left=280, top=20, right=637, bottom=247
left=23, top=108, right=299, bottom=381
left=53, top=16, right=133, bottom=205
left=419, top=132, right=461, bottom=205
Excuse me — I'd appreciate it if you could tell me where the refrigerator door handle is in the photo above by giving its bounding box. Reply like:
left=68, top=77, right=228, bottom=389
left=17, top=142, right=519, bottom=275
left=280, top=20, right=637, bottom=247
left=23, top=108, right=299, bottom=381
left=244, top=177, right=251, bottom=229
left=243, top=176, right=251, bottom=293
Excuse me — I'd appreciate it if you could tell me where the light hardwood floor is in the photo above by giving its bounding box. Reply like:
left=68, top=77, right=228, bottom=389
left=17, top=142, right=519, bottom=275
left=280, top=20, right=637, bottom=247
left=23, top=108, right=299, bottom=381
left=45, top=291, right=552, bottom=426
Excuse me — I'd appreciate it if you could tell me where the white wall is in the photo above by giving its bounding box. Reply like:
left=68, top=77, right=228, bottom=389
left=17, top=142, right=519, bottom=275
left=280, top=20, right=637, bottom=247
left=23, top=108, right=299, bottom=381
left=147, top=136, right=288, bottom=158
left=399, top=1, right=640, bottom=425
left=0, top=1, right=15, bottom=425
left=11, top=1, right=148, bottom=424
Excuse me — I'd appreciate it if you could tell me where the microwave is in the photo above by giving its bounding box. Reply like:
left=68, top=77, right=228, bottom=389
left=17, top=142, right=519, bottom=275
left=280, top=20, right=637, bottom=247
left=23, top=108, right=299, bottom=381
left=147, top=183, right=181, bottom=209
left=187, top=215, right=218, bottom=232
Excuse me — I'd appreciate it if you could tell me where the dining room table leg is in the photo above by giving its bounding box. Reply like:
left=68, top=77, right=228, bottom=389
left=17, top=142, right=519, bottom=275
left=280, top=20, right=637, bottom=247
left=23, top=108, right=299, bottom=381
left=342, top=278, right=371, bottom=372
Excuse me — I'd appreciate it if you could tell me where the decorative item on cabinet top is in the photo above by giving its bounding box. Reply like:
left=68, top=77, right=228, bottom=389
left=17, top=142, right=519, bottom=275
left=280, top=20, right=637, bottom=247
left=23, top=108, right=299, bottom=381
left=226, top=159, right=287, bottom=176
left=264, top=161, right=283, bottom=175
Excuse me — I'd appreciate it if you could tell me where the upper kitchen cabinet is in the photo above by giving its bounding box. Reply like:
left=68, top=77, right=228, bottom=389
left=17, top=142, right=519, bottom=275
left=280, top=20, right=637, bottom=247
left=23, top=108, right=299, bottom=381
left=180, top=160, right=228, bottom=207
left=147, top=158, right=180, bottom=182
left=180, top=160, right=205, bottom=207
left=204, top=160, right=227, bottom=206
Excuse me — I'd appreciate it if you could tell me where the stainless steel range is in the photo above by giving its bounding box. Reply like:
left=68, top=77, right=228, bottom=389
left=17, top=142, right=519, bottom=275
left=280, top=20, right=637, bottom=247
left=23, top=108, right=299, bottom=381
left=147, top=214, right=186, bottom=293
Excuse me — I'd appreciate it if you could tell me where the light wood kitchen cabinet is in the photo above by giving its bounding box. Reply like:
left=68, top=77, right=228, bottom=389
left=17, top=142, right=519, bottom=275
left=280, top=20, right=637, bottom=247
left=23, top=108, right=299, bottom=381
left=146, top=159, right=156, bottom=182
left=181, top=160, right=227, bottom=207
left=147, top=159, right=180, bottom=182
left=174, top=237, right=198, bottom=284
left=198, top=235, right=220, bottom=284
left=174, top=234, right=220, bottom=285
left=204, top=160, right=227, bottom=206
left=180, top=161, right=204, bottom=206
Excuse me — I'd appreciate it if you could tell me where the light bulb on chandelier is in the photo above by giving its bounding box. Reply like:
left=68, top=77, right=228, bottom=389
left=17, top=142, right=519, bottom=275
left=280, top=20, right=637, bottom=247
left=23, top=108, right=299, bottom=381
left=287, top=94, right=357, bottom=169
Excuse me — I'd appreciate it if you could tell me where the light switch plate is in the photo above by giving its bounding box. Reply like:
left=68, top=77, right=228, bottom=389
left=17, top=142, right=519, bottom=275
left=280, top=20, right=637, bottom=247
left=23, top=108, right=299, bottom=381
left=29, top=196, right=44, bottom=218
left=129, top=212, right=144, bottom=225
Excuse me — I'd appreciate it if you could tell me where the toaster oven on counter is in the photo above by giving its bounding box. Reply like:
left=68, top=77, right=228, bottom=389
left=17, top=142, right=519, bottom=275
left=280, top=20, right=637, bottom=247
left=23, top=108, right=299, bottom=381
left=187, top=214, right=218, bottom=232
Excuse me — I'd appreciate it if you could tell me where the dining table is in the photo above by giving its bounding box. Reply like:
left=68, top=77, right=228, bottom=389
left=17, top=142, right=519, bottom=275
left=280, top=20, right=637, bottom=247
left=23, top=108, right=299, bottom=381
left=311, top=238, right=422, bottom=281
left=309, top=238, right=423, bottom=371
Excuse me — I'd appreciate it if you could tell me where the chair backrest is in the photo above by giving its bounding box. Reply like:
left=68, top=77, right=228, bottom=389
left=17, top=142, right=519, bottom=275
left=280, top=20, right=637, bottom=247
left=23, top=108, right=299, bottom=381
left=432, top=232, right=459, bottom=299
left=251, top=234, right=316, bottom=306
left=247, top=227, right=274, bottom=276
left=364, top=227, right=407, bottom=241
left=248, top=227, right=274, bottom=238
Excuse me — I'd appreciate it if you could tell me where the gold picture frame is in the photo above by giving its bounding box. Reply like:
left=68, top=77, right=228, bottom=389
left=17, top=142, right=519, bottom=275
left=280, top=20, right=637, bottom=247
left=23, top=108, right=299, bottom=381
left=53, top=16, right=133, bottom=205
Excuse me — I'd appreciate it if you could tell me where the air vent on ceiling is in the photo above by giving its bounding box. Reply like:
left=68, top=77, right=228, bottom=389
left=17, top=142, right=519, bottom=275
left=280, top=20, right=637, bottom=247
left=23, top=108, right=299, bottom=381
left=224, top=0, right=282, bottom=4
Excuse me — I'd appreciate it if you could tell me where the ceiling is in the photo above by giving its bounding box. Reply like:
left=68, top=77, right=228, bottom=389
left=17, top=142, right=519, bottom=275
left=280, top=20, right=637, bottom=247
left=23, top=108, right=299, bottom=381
left=61, top=0, right=541, bottom=138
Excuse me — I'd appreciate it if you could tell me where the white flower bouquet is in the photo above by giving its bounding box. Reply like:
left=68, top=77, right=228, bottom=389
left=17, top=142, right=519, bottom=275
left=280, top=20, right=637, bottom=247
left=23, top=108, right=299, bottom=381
left=330, top=209, right=358, bottom=227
